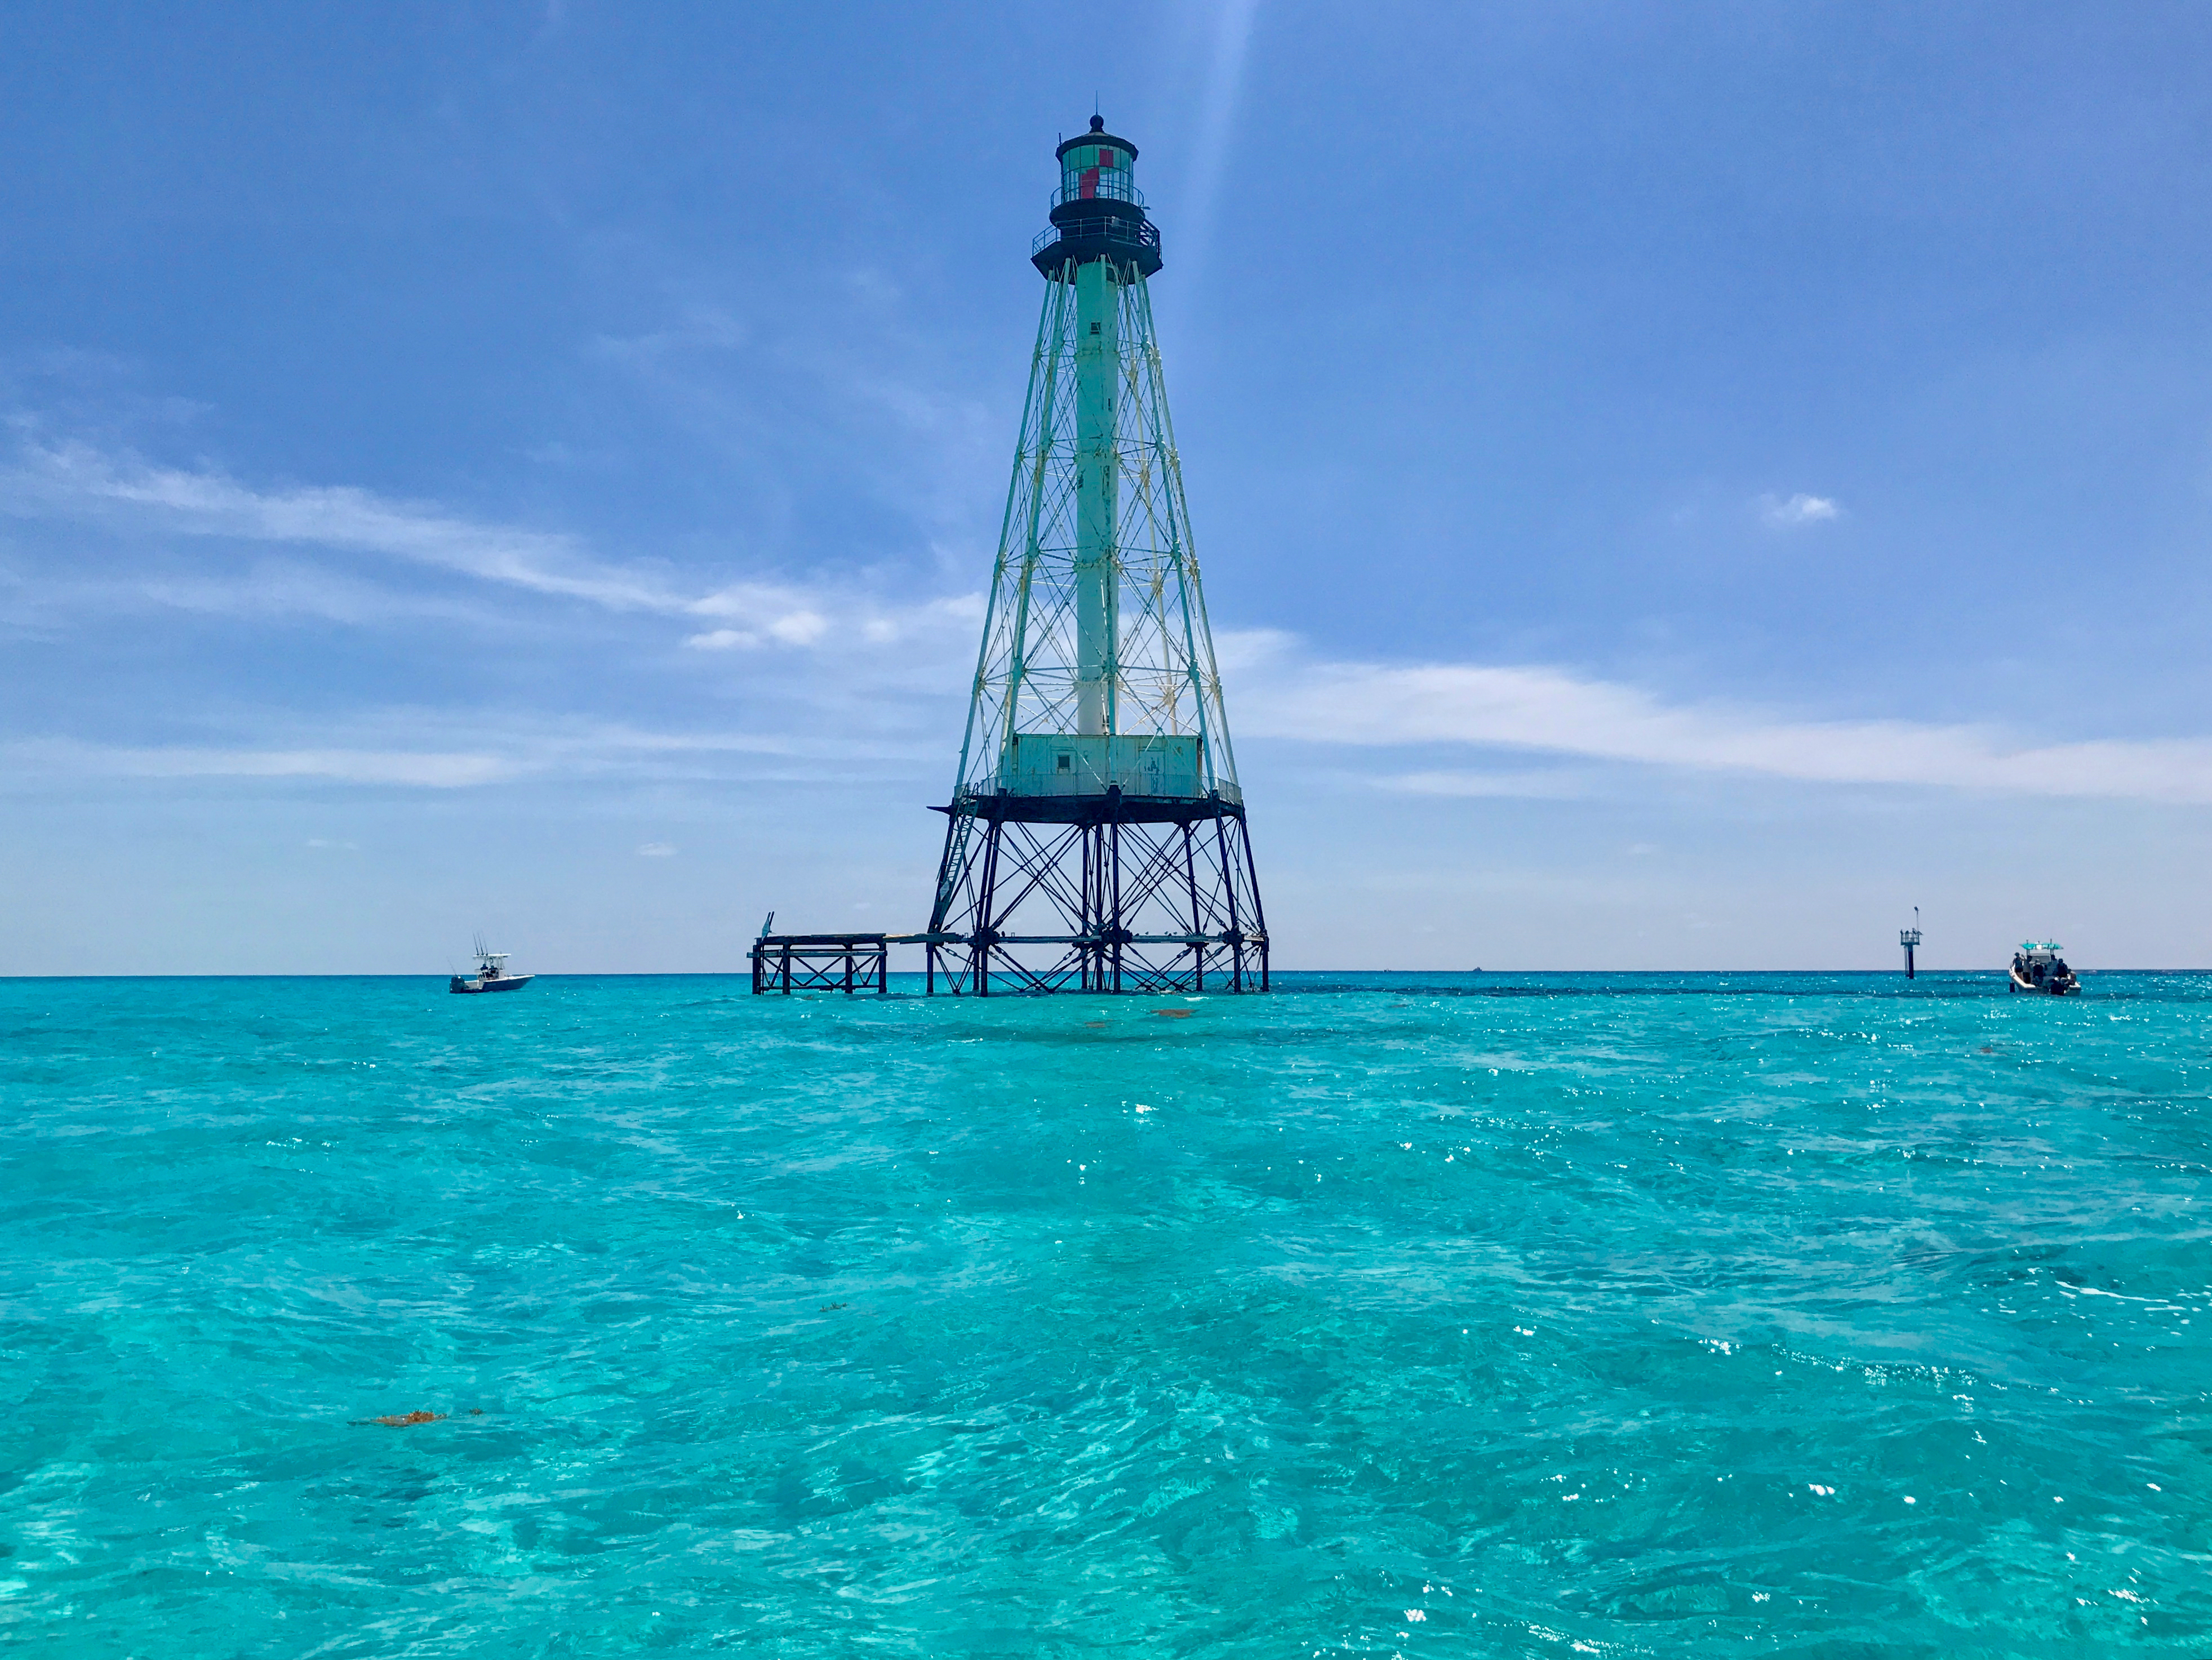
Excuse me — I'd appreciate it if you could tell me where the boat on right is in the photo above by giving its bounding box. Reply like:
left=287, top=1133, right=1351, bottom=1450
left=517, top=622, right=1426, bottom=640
left=2008, top=941, right=2079, bottom=995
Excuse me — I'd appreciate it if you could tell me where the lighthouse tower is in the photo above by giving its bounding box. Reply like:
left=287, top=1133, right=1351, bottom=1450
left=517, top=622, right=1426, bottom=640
left=922, top=117, right=1268, bottom=995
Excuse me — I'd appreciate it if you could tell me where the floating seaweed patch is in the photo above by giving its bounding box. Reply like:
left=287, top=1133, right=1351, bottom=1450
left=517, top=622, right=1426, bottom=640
left=361, top=1410, right=445, bottom=1427
left=1152, top=1008, right=1194, bottom=1020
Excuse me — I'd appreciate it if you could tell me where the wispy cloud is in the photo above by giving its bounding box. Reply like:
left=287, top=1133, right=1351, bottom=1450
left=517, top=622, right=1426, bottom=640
left=588, top=306, right=750, bottom=367
left=34, top=640, right=2202, bottom=808
left=635, top=842, right=677, bottom=857
left=1238, top=644, right=2212, bottom=805
left=17, top=560, right=506, bottom=629
left=684, top=585, right=979, bottom=651
left=0, top=437, right=983, bottom=649
left=2, top=739, right=518, bottom=787
left=0, top=713, right=947, bottom=793
left=12, top=440, right=2210, bottom=810
left=1379, top=768, right=1593, bottom=800
left=6, top=438, right=679, bottom=609
left=1758, top=491, right=1841, bottom=527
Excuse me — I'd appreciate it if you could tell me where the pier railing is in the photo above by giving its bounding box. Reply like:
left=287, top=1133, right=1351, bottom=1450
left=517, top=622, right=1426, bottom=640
left=1032, top=216, right=1161, bottom=259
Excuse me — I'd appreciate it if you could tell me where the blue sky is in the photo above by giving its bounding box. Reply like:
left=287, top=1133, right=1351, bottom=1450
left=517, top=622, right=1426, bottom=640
left=6, top=2, right=2212, bottom=972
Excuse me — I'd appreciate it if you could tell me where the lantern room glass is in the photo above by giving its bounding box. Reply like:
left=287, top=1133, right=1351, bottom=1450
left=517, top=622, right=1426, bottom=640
left=1059, top=143, right=1136, bottom=206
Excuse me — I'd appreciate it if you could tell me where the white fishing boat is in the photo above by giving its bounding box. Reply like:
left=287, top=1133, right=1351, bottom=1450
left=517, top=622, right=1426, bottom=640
left=2007, top=941, right=2078, bottom=996
left=450, top=938, right=534, bottom=995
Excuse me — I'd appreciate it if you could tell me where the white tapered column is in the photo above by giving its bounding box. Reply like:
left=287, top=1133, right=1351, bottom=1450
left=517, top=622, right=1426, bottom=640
left=1074, top=259, right=1119, bottom=736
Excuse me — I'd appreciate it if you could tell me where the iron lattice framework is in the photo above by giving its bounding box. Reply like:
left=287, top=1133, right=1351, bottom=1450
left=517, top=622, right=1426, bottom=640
left=950, top=270, right=1237, bottom=796
left=920, top=120, right=1268, bottom=995
left=925, top=799, right=1266, bottom=994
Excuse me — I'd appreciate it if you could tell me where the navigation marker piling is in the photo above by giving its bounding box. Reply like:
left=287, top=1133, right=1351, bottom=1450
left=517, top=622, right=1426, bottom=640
left=1900, top=907, right=1922, bottom=979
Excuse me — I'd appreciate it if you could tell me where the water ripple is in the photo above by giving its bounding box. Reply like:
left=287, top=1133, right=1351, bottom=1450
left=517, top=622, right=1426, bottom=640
left=1, top=971, right=2206, bottom=1653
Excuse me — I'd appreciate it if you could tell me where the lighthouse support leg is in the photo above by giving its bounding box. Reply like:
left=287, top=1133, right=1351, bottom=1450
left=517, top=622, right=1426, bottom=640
left=922, top=798, right=1268, bottom=995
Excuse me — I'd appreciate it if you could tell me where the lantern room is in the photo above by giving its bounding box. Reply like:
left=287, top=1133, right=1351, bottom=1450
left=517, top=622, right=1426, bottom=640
left=1056, top=115, right=1139, bottom=206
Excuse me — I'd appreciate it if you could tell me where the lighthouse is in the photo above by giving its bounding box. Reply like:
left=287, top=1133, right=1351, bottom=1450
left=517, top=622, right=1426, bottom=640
left=921, top=118, right=1268, bottom=995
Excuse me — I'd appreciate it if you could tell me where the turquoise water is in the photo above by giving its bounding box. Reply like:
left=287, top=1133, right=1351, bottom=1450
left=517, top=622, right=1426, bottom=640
left=3, top=972, right=2208, bottom=1656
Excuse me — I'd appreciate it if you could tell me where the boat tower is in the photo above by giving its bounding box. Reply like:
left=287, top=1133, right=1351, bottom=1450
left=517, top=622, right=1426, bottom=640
left=919, top=117, right=1267, bottom=995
